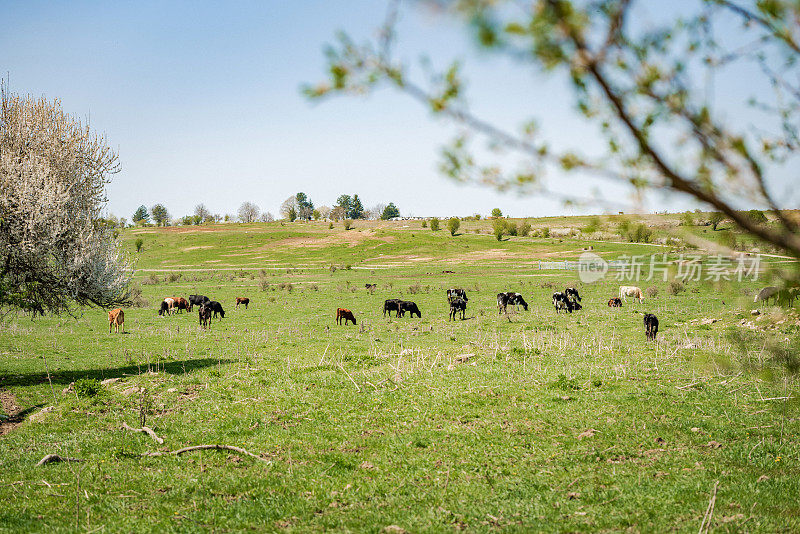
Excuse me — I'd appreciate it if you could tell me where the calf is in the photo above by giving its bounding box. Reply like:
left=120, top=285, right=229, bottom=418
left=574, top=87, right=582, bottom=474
left=608, top=297, right=622, bottom=307
left=336, top=308, right=356, bottom=325
left=754, top=286, right=779, bottom=305
left=383, top=298, right=401, bottom=317
left=644, top=313, right=659, bottom=341
left=236, top=297, right=250, bottom=309
left=208, top=301, right=225, bottom=318
left=398, top=301, right=421, bottom=318
left=619, top=286, right=645, bottom=303
left=553, top=292, right=570, bottom=313
left=449, top=297, right=467, bottom=321
left=198, top=304, right=212, bottom=329
left=108, top=308, right=124, bottom=333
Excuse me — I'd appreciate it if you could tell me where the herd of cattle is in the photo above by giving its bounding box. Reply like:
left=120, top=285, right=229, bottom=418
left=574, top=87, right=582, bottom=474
left=106, top=285, right=667, bottom=339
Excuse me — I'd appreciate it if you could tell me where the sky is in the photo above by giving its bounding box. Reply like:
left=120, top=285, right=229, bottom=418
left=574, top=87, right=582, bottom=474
left=2, top=1, right=794, bottom=220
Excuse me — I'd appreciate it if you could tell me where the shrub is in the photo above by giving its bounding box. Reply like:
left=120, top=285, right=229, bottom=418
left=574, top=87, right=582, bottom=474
left=709, top=212, right=724, bottom=230
left=626, top=223, right=652, bottom=243
left=430, top=218, right=440, bottom=231
left=343, top=219, right=353, bottom=230
left=74, top=378, right=102, bottom=398
left=747, top=209, right=768, bottom=223
left=645, top=286, right=658, bottom=298
left=506, top=222, right=518, bottom=236
left=541, top=227, right=550, bottom=238
left=447, top=217, right=460, bottom=236
left=552, top=373, right=581, bottom=391
left=130, top=285, right=148, bottom=308
left=421, top=220, right=428, bottom=228
left=142, top=273, right=161, bottom=285
left=408, top=283, right=421, bottom=294
left=583, top=216, right=601, bottom=233
left=518, top=222, right=531, bottom=236
left=167, top=272, right=181, bottom=283
left=134, top=238, right=144, bottom=253
left=679, top=212, right=694, bottom=226
left=329, top=222, right=334, bottom=229
left=329, top=265, right=337, bottom=273
left=259, top=279, right=270, bottom=291
left=668, top=279, right=685, bottom=295
left=492, top=219, right=506, bottom=241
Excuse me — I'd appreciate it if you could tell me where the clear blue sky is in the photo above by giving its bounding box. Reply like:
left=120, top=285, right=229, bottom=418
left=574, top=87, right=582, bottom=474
left=2, top=1, right=790, bottom=220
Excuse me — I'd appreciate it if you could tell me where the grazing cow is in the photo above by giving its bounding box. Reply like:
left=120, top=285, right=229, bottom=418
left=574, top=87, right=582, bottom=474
left=398, top=301, right=422, bottom=318
left=383, top=298, right=402, bottom=317
left=235, top=297, right=250, bottom=309
left=754, top=286, right=779, bottom=305
left=565, top=287, right=581, bottom=302
left=567, top=298, right=582, bottom=312
left=498, top=292, right=528, bottom=314
left=553, top=292, right=570, bottom=313
left=449, top=297, right=467, bottom=321
left=158, top=300, right=172, bottom=316
left=619, top=286, right=645, bottom=303
left=644, top=313, right=659, bottom=341
left=497, top=293, right=510, bottom=314
left=336, top=308, right=356, bottom=325
left=164, top=297, right=176, bottom=314
left=189, top=294, right=211, bottom=308
left=198, top=304, right=212, bottom=329
left=208, top=301, right=225, bottom=318
left=447, top=288, right=468, bottom=303
left=173, top=297, right=190, bottom=313
left=608, top=297, right=623, bottom=307
left=108, top=308, right=124, bottom=333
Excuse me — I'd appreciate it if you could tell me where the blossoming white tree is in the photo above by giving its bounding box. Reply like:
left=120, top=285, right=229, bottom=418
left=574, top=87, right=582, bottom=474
left=0, top=87, right=132, bottom=315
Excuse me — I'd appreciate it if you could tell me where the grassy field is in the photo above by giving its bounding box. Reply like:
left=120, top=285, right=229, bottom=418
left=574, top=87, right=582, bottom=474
left=1, top=218, right=798, bottom=532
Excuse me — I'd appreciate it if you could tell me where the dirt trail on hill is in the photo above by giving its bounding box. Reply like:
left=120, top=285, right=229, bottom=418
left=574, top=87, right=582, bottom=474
left=0, top=389, right=23, bottom=436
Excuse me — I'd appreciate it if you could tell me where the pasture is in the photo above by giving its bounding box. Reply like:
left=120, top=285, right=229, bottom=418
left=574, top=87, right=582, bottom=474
left=1, top=219, right=798, bottom=532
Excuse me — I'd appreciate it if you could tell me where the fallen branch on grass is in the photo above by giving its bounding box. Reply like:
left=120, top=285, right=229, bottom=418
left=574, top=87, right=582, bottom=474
left=141, top=444, right=271, bottom=463
left=122, top=422, right=164, bottom=444
left=36, top=454, right=83, bottom=466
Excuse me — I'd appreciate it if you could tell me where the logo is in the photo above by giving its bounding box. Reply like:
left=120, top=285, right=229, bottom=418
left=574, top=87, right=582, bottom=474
left=578, top=252, right=608, bottom=283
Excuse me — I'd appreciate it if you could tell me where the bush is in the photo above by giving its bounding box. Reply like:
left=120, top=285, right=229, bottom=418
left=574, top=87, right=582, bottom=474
left=167, top=272, right=181, bottom=283
left=645, top=286, right=658, bottom=298
left=679, top=212, right=694, bottom=226
left=408, top=283, right=421, bottom=294
left=668, top=280, right=685, bottom=295
left=583, top=216, right=601, bottom=233
left=626, top=223, right=652, bottom=243
left=507, top=222, right=518, bottom=236
left=329, top=222, right=334, bottom=229
left=430, top=218, right=440, bottom=231
left=518, top=222, right=531, bottom=237
left=343, top=219, right=353, bottom=230
left=142, top=273, right=161, bottom=285
left=541, top=227, right=550, bottom=238
left=492, top=219, right=506, bottom=241
left=709, top=212, right=724, bottom=230
left=259, top=279, right=270, bottom=291
left=447, top=217, right=460, bottom=236
left=747, top=209, right=768, bottom=223
left=421, top=220, right=428, bottom=228
left=134, top=238, right=144, bottom=253
left=130, top=285, right=148, bottom=308
left=74, top=378, right=102, bottom=398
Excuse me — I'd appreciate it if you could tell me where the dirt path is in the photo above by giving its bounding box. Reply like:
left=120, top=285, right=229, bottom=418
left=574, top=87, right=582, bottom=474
left=0, top=389, right=23, bottom=436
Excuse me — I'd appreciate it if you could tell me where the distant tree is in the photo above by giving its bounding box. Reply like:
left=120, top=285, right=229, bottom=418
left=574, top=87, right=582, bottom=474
left=180, top=215, right=194, bottom=226
left=747, top=209, right=768, bottom=224
left=709, top=212, right=724, bottom=231
left=288, top=206, right=297, bottom=222
left=330, top=205, right=346, bottom=221
left=430, top=217, right=440, bottom=231
left=312, top=209, right=321, bottom=220
left=280, top=195, right=298, bottom=220
left=350, top=194, right=365, bottom=219
left=261, top=212, right=275, bottom=222
left=491, top=208, right=503, bottom=218
left=447, top=217, right=460, bottom=236
left=0, top=89, right=132, bottom=315
left=295, top=192, right=314, bottom=220
left=318, top=205, right=332, bottom=220
left=343, top=219, right=353, bottom=230
left=194, top=204, right=211, bottom=224
left=473, top=213, right=481, bottom=220
left=238, top=201, right=260, bottom=223
left=381, top=203, right=400, bottom=220
left=492, top=219, right=506, bottom=241
left=135, top=238, right=144, bottom=253
left=150, top=204, right=169, bottom=226
left=680, top=212, right=695, bottom=227
left=132, top=205, right=150, bottom=225
left=368, top=203, right=386, bottom=220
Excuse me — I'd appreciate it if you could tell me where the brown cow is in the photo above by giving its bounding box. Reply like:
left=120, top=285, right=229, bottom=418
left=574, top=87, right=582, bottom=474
left=108, top=308, right=124, bottom=333
left=173, top=297, right=190, bottom=313
left=608, top=297, right=622, bottom=307
left=236, top=297, right=250, bottom=309
left=336, top=308, right=356, bottom=325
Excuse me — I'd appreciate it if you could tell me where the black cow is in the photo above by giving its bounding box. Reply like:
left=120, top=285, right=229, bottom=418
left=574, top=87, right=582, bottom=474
left=398, top=301, right=421, bottom=318
left=567, top=299, right=582, bottom=312
left=449, top=297, right=467, bottom=321
left=644, top=313, right=659, bottom=341
left=565, top=287, right=581, bottom=302
left=447, top=288, right=468, bottom=303
left=158, top=300, right=171, bottom=316
left=208, top=300, right=225, bottom=318
left=198, top=304, right=212, bottom=329
left=383, top=299, right=401, bottom=317
left=189, top=294, right=211, bottom=308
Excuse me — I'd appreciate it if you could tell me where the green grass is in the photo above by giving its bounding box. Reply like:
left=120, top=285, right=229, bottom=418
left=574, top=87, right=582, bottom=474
left=1, top=220, right=798, bottom=532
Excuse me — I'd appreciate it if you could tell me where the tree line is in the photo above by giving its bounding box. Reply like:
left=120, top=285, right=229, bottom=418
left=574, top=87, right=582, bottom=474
left=109, top=193, right=403, bottom=228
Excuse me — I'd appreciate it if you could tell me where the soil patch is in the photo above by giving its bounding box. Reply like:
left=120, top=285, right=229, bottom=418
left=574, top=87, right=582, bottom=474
left=0, top=389, right=23, bottom=437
